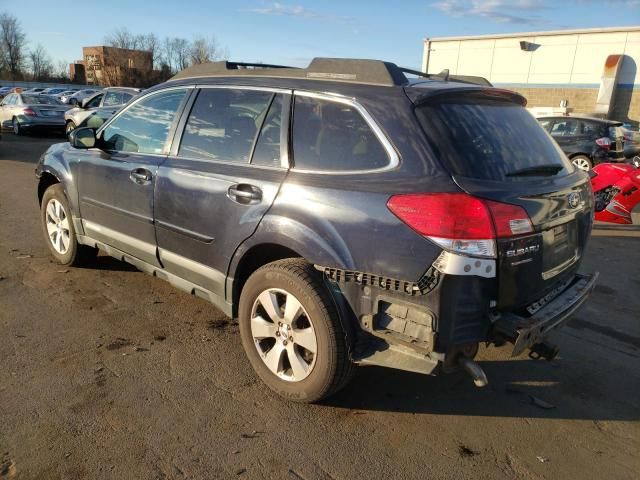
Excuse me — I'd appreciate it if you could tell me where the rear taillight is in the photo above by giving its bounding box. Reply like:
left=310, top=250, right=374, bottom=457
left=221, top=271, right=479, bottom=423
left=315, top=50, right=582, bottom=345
left=22, top=108, right=37, bottom=117
left=595, top=137, right=611, bottom=150
left=387, top=193, right=533, bottom=258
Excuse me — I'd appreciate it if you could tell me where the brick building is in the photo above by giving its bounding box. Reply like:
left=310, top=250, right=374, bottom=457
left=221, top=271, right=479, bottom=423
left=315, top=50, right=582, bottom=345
left=70, top=46, right=153, bottom=87
left=422, top=26, right=640, bottom=126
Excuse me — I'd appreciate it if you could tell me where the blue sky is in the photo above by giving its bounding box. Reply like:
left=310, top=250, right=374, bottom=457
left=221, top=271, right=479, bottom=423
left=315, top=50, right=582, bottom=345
left=2, top=0, right=639, bottom=69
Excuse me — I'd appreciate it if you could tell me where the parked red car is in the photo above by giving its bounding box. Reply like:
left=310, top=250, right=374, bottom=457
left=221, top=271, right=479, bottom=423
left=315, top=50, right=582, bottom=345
left=591, top=149, right=640, bottom=224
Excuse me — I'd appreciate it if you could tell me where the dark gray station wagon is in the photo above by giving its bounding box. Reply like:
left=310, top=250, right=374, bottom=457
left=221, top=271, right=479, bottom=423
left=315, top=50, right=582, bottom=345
left=36, top=59, right=597, bottom=402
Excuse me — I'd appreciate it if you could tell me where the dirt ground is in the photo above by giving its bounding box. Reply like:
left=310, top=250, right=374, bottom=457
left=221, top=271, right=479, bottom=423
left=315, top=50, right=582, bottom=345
left=1, top=133, right=639, bottom=480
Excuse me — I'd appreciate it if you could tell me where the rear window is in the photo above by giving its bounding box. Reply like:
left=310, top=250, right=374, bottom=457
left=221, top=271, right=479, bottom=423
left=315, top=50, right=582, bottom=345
left=21, top=95, right=62, bottom=105
left=416, top=96, right=573, bottom=180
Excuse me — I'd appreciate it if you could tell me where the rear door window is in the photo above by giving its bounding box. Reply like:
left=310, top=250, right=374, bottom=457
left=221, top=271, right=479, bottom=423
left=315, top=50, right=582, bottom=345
left=178, top=88, right=273, bottom=163
left=416, top=95, right=573, bottom=181
left=292, top=95, right=389, bottom=172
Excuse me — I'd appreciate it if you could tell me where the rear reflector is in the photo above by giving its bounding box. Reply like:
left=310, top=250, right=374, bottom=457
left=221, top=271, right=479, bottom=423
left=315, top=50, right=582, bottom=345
left=387, top=193, right=533, bottom=258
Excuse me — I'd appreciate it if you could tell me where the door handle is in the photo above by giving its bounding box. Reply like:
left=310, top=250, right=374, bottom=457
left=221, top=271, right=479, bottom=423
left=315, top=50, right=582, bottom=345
left=130, top=168, right=152, bottom=185
left=227, top=184, right=262, bottom=204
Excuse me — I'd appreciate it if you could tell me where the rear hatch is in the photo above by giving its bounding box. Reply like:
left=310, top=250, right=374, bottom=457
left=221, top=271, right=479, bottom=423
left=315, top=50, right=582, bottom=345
left=411, top=88, right=594, bottom=310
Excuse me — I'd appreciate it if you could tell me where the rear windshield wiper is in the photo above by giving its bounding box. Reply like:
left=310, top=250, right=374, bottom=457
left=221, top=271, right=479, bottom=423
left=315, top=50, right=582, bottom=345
left=506, top=165, right=564, bottom=177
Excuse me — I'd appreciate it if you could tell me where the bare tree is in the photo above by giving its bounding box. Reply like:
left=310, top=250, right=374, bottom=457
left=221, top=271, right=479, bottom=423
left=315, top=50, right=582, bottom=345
left=29, top=44, right=52, bottom=80
left=139, top=33, right=160, bottom=69
left=54, top=59, right=70, bottom=82
left=0, top=12, right=26, bottom=78
left=104, top=27, right=141, bottom=50
left=173, top=37, right=191, bottom=71
left=190, top=35, right=227, bottom=65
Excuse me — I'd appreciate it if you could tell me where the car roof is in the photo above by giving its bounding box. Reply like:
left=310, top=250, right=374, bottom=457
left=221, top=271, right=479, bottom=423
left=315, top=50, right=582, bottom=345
left=103, top=87, right=140, bottom=93
left=169, top=57, right=492, bottom=88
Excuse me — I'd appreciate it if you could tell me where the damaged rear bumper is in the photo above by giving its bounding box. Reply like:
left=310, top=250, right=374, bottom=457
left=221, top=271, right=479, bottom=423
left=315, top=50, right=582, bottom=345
left=492, top=272, right=599, bottom=357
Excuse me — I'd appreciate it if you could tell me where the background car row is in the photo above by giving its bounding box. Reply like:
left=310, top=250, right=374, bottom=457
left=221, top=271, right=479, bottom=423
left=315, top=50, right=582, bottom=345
left=0, top=86, right=140, bottom=136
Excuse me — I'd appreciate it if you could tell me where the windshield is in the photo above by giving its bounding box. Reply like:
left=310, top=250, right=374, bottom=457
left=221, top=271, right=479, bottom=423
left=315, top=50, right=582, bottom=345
left=416, top=95, right=574, bottom=181
left=22, top=95, right=63, bottom=105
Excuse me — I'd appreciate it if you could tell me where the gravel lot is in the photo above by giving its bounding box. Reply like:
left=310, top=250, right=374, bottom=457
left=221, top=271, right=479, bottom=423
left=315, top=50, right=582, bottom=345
left=1, top=133, right=639, bottom=480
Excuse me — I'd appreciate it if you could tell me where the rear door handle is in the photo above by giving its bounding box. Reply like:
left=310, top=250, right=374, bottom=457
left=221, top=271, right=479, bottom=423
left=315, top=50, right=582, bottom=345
left=227, top=184, right=262, bottom=204
left=130, top=168, right=152, bottom=185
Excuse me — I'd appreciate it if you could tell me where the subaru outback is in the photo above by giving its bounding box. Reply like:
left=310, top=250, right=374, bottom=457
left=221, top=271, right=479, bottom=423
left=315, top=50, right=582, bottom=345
left=36, top=59, right=597, bottom=402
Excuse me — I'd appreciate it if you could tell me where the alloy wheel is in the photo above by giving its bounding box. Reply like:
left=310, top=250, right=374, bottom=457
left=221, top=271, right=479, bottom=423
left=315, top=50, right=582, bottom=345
left=45, top=199, right=70, bottom=254
left=572, top=157, right=591, bottom=171
left=250, top=288, right=318, bottom=382
left=12, top=118, right=20, bottom=135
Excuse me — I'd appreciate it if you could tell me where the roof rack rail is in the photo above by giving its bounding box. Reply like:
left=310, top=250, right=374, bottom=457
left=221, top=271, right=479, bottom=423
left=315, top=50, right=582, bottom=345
left=225, top=61, right=297, bottom=70
left=170, top=58, right=492, bottom=87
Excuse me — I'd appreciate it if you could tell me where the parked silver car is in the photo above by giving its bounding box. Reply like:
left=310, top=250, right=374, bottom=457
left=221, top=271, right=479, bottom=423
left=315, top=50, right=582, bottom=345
left=64, top=87, right=139, bottom=135
left=64, top=88, right=102, bottom=106
left=0, top=92, right=69, bottom=135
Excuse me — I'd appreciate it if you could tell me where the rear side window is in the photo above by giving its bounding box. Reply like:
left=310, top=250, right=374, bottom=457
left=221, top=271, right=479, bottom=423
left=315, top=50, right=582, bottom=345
left=416, top=96, right=572, bottom=181
left=252, top=94, right=284, bottom=167
left=178, top=88, right=273, bottom=163
left=292, top=95, right=389, bottom=172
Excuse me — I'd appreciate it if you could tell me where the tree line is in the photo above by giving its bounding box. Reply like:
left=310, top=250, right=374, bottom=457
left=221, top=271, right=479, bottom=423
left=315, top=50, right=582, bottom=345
left=102, top=28, right=229, bottom=86
left=0, top=12, right=69, bottom=82
left=0, top=11, right=229, bottom=86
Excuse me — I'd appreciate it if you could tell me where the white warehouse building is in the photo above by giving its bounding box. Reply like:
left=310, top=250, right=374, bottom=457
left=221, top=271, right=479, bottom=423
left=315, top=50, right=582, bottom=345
left=422, top=26, right=640, bottom=126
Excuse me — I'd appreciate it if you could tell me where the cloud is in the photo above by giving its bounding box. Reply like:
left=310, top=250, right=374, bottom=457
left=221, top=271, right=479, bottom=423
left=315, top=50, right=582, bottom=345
left=245, top=2, right=352, bottom=21
left=432, top=0, right=546, bottom=24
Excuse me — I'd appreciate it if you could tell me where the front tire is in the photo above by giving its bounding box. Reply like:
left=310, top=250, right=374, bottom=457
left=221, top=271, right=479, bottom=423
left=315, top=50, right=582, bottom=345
left=571, top=155, right=592, bottom=171
left=40, top=184, right=97, bottom=266
left=238, top=259, right=354, bottom=402
left=65, top=120, right=76, bottom=137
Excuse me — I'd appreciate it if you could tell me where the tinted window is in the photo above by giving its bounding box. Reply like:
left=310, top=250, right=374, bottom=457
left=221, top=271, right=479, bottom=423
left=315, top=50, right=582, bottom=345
left=292, top=96, right=388, bottom=171
left=85, top=94, right=103, bottom=108
left=550, top=119, right=579, bottom=136
left=102, top=89, right=187, bottom=154
left=252, top=95, right=284, bottom=167
left=416, top=96, right=573, bottom=181
left=103, top=91, right=122, bottom=106
left=121, top=92, right=134, bottom=103
left=178, top=88, right=272, bottom=163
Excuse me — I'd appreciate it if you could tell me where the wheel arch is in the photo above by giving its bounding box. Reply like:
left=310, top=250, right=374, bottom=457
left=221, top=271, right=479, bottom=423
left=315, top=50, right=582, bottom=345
left=568, top=152, right=591, bottom=159
left=37, top=171, right=61, bottom=205
left=229, top=243, right=302, bottom=318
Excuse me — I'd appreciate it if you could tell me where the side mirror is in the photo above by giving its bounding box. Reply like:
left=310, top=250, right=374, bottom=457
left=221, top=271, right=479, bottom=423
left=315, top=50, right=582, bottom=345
left=69, top=127, right=97, bottom=149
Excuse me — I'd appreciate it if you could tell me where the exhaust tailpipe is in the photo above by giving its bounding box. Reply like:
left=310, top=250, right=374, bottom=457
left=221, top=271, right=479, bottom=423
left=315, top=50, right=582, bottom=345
left=459, top=358, right=488, bottom=388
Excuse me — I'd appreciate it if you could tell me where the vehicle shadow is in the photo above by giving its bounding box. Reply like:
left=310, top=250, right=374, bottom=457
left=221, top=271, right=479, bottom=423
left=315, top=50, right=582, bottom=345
left=326, top=357, right=639, bottom=421
left=80, top=254, right=139, bottom=272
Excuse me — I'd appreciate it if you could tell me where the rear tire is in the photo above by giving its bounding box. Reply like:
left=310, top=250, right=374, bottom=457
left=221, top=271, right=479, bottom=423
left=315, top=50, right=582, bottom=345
left=40, top=184, right=98, bottom=266
left=12, top=117, right=22, bottom=136
left=571, top=155, right=592, bottom=171
left=238, top=259, right=355, bottom=403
